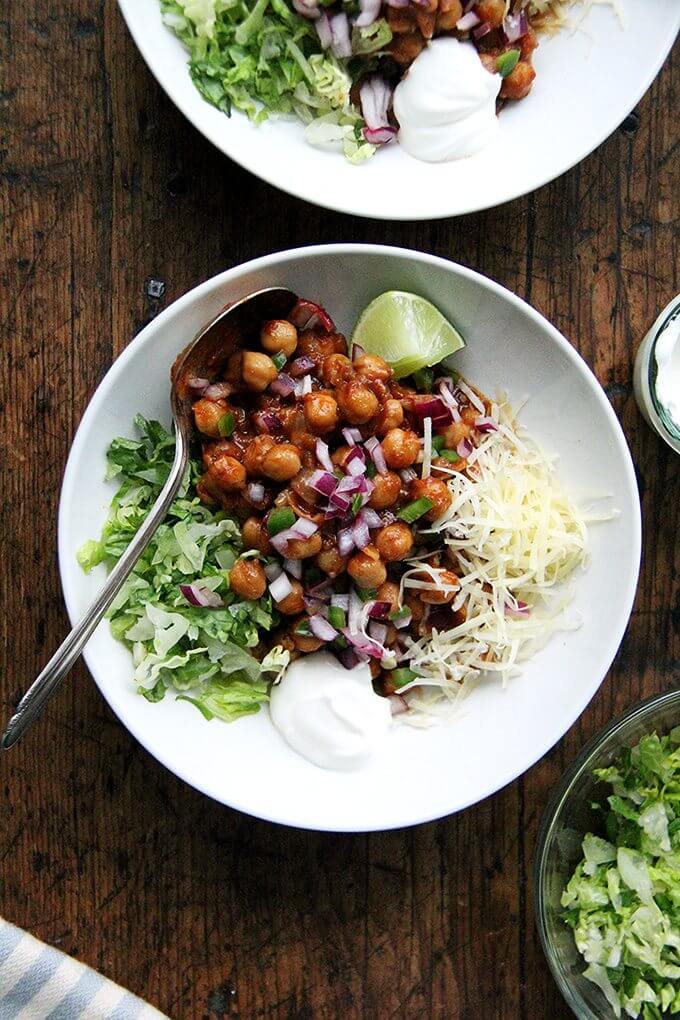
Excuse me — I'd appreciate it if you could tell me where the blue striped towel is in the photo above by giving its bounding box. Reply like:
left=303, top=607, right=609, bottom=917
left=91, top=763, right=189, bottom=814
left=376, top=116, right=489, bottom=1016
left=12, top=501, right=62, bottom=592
left=0, top=919, right=169, bottom=1019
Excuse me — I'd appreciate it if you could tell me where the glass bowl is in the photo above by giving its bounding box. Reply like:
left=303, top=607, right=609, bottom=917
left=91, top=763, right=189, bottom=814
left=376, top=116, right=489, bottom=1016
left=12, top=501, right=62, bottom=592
left=534, top=688, right=680, bottom=1018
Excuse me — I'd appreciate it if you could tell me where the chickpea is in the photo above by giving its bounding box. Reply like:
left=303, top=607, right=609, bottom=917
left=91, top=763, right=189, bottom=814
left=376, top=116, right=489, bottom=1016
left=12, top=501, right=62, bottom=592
left=261, top=442, right=302, bottom=482
left=390, top=31, right=425, bottom=64
left=347, top=545, right=387, bottom=589
left=208, top=454, right=247, bottom=492
left=260, top=319, right=298, bottom=358
left=196, top=478, right=217, bottom=506
left=316, top=544, right=347, bottom=577
left=417, top=569, right=459, bottom=605
left=336, top=380, right=380, bottom=425
left=297, top=331, right=347, bottom=361
left=192, top=397, right=229, bottom=438
left=242, top=516, right=272, bottom=555
left=375, top=399, right=404, bottom=436
left=377, top=581, right=401, bottom=613
left=242, top=351, right=278, bottom=393
left=244, top=435, right=276, bottom=476
left=375, top=522, right=414, bottom=562
left=475, top=0, right=505, bottom=27
left=353, top=353, right=392, bottom=383
left=292, top=623, right=324, bottom=654
left=331, top=445, right=354, bottom=470
left=410, top=477, right=452, bottom=521
left=500, top=60, right=536, bottom=101
left=229, top=558, right=266, bottom=600
left=274, top=579, right=306, bottom=615
left=286, top=531, right=323, bottom=560
left=303, top=392, right=338, bottom=435
left=435, top=0, right=462, bottom=29
left=368, top=471, right=401, bottom=510
left=439, top=420, right=473, bottom=450
left=381, top=428, right=420, bottom=469
left=321, top=353, right=354, bottom=387
left=404, top=591, right=426, bottom=623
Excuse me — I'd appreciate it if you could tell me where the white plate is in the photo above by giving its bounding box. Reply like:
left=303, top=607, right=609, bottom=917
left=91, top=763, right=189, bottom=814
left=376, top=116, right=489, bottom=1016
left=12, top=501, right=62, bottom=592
left=117, top=0, right=679, bottom=220
left=58, top=245, right=641, bottom=831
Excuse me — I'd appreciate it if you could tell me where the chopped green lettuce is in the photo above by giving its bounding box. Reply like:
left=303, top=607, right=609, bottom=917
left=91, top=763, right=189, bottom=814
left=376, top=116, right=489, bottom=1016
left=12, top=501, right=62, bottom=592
left=160, top=0, right=377, bottom=162
left=79, top=416, right=284, bottom=722
left=562, top=730, right=680, bottom=1018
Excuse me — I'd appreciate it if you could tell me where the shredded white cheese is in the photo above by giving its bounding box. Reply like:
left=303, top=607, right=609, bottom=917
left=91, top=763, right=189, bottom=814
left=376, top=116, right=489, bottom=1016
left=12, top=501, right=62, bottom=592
left=398, top=398, right=613, bottom=726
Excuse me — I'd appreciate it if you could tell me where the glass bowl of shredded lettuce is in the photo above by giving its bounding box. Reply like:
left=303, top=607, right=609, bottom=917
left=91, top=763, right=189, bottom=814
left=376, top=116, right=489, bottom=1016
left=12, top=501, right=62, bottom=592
left=535, top=689, right=680, bottom=1020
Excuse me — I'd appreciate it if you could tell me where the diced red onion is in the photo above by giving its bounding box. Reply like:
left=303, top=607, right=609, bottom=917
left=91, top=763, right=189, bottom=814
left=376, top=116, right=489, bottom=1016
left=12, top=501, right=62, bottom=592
left=475, top=416, right=498, bottom=433
left=301, top=374, right=313, bottom=396
left=393, top=608, right=412, bottom=630
left=309, top=469, right=338, bottom=497
left=283, top=558, right=302, bottom=579
left=288, top=299, right=334, bottom=333
left=336, top=474, right=363, bottom=494
left=290, top=517, right=318, bottom=539
left=379, top=510, right=396, bottom=526
left=352, top=514, right=370, bottom=550
left=186, top=376, right=210, bottom=397
left=180, top=583, right=223, bottom=608
left=351, top=343, right=365, bottom=363
left=412, top=396, right=453, bottom=427
left=503, top=11, right=528, bottom=42
left=473, top=21, right=492, bottom=38
left=345, top=445, right=367, bottom=477
left=310, top=615, right=338, bottom=642
left=304, top=596, right=328, bottom=616
left=306, top=576, right=333, bottom=597
left=315, top=10, right=332, bottom=47
left=368, top=621, right=387, bottom=645
left=359, top=508, right=382, bottom=530
left=399, top=468, right=417, bottom=484
left=253, top=410, right=282, bottom=434
left=360, top=75, right=395, bottom=146
left=290, top=356, right=315, bottom=377
left=505, top=600, right=531, bottom=618
left=337, top=646, right=362, bottom=670
left=338, top=526, right=356, bottom=558
left=264, top=561, right=282, bottom=582
left=269, top=373, right=296, bottom=398
left=367, top=601, right=391, bottom=619
left=457, top=437, right=474, bottom=459
left=247, top=482, right=266, bottom=504
left=293, top=0, right=320, bottom=18
left=385, top=0, right=409, bottom=7
left=331, top=593, right=350, bottom=610
left=438, top=381, right=459, bottom=412
left=456, top=10, right=480, bottom=30
left=364, top=435, right=388, bottom=476
left=203, top=381, right=232, bottom=400
left=456, top=380, right=485, bottom=414
left=329, top=490, right=352, bottom=513
left=329, top=11, right=351, bottom=59
left=389, top=694, right=409, bottom=716
left=269, top=572, right=293, bottom=603
left=355, top=0, right=381, bottom=28
left=341, top=628, right=384, bottom=659
left=348, top=588, right=363, bottom=634
left=342, top=427, right=362, bottom=445
left=315, top=438, right=334, bottom=473
left=269, top=529, right=294, bottom=555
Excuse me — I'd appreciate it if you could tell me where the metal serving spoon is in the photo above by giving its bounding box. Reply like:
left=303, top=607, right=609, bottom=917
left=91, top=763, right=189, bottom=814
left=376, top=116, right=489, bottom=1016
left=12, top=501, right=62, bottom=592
left=2, top=286, right=297, bottom=750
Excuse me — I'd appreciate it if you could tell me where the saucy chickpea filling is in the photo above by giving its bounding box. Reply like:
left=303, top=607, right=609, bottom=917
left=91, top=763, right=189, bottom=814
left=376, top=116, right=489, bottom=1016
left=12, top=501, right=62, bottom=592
left=185, top=296, right=493, bottom=698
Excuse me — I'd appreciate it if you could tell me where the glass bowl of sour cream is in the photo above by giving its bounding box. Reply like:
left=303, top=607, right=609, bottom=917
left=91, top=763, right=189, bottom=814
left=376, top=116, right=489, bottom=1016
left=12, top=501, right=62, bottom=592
left=633, top=295, right=680, bottom=456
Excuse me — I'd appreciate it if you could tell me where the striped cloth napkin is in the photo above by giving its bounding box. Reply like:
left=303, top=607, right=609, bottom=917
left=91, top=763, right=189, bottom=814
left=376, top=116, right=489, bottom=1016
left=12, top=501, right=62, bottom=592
left=0, top=919, right=169, bottom=1019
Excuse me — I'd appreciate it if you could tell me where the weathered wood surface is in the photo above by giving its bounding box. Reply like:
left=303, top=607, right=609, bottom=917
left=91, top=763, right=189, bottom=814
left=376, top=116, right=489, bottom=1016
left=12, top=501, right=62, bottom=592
left=0, top=4, right=678, bottom=1017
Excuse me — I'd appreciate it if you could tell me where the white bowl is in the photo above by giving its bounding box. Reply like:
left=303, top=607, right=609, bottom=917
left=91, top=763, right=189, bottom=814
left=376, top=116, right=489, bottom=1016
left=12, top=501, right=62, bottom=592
left=117, top=0, right=679, bottom=220
left=58, top=245, right=641, bottom=831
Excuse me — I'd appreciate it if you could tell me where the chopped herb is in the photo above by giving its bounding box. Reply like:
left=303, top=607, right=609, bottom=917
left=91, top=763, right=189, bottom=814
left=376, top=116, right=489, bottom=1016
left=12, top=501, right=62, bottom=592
left=439, top=449, right=460, bottom=463
left=366, top=461, right=377, bottom=478
left=389, top=607, right=411, bottom=624
left=391, top=667, right=418, bottom=688
left=218, top=411, right=235, bottom=437
left=358, top=587, right=378, bottom=602
left=272, top=351, right=287, bottom=371
left=432, top=435, right=445, bottom=453
left=294, top=619, right=312, bottom=637
left=328, top=606, right=347, bottom=630
left=496, top=49, right=520, bottom=78
left=397, top=497, right=434, bottom=523
left=267, top=507, right=296, bottom=535
left=305, top=566, right=323, bottom=584
left=413, top=367, right=434, bottom=391
left=351, top=493, right=363, bottom=514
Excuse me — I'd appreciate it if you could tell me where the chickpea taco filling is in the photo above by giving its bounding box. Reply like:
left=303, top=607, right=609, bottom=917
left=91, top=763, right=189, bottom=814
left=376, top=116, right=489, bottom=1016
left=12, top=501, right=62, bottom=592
left=159, top=0, right=614, bottom=164
left=80, top=291, right=604, bottom=764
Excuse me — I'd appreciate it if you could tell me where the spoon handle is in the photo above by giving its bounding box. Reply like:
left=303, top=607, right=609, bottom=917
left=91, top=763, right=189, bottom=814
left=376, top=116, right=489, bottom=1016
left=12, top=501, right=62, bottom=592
left=2, top=428, right=189, bottom=750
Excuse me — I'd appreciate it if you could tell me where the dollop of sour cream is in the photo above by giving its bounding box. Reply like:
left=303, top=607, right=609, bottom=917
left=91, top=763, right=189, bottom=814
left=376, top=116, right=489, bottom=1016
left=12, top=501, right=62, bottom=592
left=655, top=311, right=680, bottom=430
left=269, top=652, right=392, bottom=771
left=393, top=38, right=501, bottom=163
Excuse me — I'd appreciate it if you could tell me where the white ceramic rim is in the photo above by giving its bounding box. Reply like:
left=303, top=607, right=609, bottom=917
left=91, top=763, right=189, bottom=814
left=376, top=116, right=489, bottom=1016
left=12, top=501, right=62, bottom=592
left=58, top=244, right=642, bottom=830
left=116, top=1, right=680, bottom=220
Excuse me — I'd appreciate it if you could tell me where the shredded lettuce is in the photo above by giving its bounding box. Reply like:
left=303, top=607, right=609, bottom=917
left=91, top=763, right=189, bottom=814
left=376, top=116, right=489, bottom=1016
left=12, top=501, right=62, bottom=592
left=562, top=730, right=680, bottom=1018
left=160, top=0, right=378, bottom=162
left=79, top=416, right=284, bottom=722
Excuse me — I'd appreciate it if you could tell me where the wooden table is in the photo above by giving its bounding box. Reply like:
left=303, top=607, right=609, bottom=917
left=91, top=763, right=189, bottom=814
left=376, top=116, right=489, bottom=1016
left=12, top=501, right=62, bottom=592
left=1, top=5, right=678, bottom=1017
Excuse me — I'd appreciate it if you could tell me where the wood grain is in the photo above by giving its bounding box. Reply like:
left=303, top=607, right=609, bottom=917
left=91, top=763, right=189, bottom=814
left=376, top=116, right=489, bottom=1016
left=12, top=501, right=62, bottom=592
left=0, top=4, right=678, bottom=1017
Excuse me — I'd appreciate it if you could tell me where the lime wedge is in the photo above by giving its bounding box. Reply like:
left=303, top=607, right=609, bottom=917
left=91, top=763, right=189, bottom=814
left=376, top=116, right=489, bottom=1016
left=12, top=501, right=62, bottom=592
left=351, top=291, right=466, bottom=379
